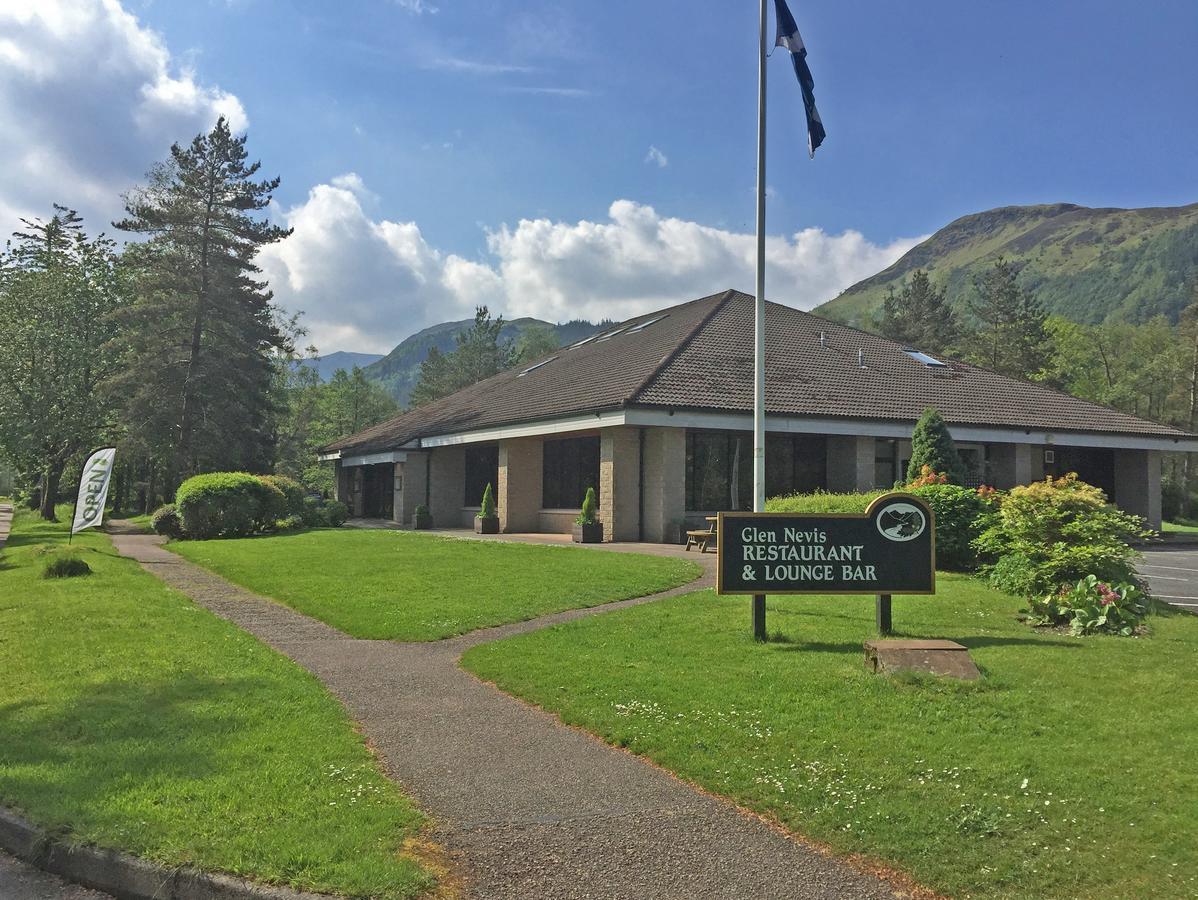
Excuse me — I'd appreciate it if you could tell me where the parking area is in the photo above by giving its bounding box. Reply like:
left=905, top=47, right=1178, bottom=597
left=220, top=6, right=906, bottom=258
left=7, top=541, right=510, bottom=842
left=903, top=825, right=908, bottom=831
left=1138, top=547, right=1198, bottom=613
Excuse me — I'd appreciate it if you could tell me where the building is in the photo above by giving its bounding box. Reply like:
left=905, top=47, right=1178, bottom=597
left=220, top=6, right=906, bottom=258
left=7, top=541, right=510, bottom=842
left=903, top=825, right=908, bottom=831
left=320, top=290, right=1197, bottom=537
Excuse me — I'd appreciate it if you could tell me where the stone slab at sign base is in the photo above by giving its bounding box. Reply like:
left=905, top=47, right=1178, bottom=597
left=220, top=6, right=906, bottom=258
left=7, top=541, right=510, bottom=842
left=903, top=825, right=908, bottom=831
left=0, top=807, right=335, bottom=900
left=863, top=639, right=981, bottom=681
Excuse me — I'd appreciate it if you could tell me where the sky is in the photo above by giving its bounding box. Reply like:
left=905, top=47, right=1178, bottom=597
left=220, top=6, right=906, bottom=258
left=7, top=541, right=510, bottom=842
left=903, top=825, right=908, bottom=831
left=1, top=0, right=1195, bottom=353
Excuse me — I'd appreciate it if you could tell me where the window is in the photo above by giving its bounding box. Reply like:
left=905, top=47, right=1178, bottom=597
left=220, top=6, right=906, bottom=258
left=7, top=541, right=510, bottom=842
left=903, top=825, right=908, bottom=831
left=624, top=314, right=667, bottom=334
left=875, top=439, right=898, bottom=489
left=902, top=348, right=948, bottom=368
left=542, top=436, right=600, bottom=508
left=463, top=444, right=498, bottom=507
left=518, top=356, right=557, bottom=376
left=685, top=431, right=826, bottom=510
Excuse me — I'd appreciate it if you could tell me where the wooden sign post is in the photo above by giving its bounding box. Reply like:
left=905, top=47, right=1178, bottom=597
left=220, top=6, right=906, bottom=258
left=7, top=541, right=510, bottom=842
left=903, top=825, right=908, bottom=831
left=716, top=493, right=936, bottom=636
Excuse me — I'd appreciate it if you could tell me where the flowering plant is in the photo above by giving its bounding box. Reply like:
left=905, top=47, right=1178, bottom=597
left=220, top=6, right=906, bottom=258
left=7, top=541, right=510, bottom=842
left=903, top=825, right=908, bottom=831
left=1024, top=574, right=1149, bottom=636
left=975, top=484, right=1001, bottom=503
left=907, top=465, right=948, bottom=488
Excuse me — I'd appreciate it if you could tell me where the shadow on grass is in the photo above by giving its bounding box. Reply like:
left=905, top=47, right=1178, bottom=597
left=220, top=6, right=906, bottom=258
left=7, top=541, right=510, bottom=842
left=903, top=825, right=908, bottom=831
left=0, top=672, right=272, bottom=835
left=769, top=634, right=1082, bottom=654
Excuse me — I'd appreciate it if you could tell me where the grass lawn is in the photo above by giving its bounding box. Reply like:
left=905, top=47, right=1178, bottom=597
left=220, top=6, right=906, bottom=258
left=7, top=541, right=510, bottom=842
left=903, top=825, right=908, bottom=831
left=1162, top=519, right=1198, bottom=534
left=462, top=576, right=1198, bottom=899
left=0, top=510, right=432, bottom=898
left=171, top=529, right=701, bottom=641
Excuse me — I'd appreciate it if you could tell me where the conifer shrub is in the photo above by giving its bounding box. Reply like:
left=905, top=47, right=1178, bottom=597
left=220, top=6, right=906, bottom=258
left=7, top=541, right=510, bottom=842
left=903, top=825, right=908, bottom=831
left=151, top=503, right=184, bottom=539
left=576, top=487, right=599, bottom=525
left=478, top=483, right=497, bottom=519
left=175, top=472, right=285, bottom=539
left=907, top=408, right=967, bottom=485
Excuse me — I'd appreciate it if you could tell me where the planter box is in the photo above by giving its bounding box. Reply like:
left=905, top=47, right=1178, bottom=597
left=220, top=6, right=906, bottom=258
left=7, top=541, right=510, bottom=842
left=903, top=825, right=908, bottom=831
left=475, top=516, right=500, bottom=534
left=572, top=522, right=604, bottom=543
left=413, top=513, right=433, bottom=530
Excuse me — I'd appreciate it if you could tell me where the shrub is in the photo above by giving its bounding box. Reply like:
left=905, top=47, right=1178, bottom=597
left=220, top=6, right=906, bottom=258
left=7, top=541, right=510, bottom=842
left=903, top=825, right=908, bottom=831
left=764, top=490, right=885, bottom=514
left=259, top=475, right=305, bottom=518
left=151, top=503, right=184, bottom=539
left=1161, top=476, right=1186, bottom=522
left=907, top=408, right=967, bottom=485
left=323, top=500, right=348, bottom=528
left=175, top=472, right=286, bottom=539
left=478, top=483, right=497, bottom=519
left=1025, top=575, right=1149, bottom=636
left=576, top=487, right=598, bottom=525
left=301, top=496, right=327, bottom=527
left=276, top=513, right=305, bottom=532
left=975, top=473, right=1150, bottom=598
left=42, top=551, right=91, bottom=579
left=907, top=483, right=994, bottom=571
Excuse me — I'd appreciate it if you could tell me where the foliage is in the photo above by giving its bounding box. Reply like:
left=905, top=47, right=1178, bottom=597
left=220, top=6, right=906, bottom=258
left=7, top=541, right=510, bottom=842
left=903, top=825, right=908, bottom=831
left=907, top=483, right=994, bottom=571
left=110, top=118, right=290, bottom=501
left=964, top=257, right=1051, bottom=379
left=172, top=528, right=700, bottom=641
left=259, top=474, right=305, bottom=517
left=41, top=550, right=91, bottom=579
left=879, top=269, right=960, bottom=355
left=175, top=472, right=285, bottom=539
left=409, top=306, right=517, bottom=407
left=462, top=576, right=1198, bottom=899
left=576, top=486, right=599, bottom=525
left=907, top=409, right=967, bottom=485
left=1025, top=575, right=1149, bottom=637
left=764, top=490, right=885, bottom=515
left=276, top=513, right=305, bottom=532
left=478, top=482, right=497, bottom=519
left=150, top=504, right=183, bottom=539
left=514, top=322, right=561, bottom=365
left=323, top=500, right=348, bottom=527
left=0, top=206, right=127, bottom=519
left=975, top=473, right=1150, bottom=598
left=907, top=464, right=948, bottom=487
left=0, top=511, right=431, bottom=898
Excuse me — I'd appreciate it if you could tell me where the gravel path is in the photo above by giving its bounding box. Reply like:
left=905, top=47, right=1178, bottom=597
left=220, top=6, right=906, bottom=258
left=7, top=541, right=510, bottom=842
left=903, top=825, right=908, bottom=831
left=110, top=532, right=902, bottom=900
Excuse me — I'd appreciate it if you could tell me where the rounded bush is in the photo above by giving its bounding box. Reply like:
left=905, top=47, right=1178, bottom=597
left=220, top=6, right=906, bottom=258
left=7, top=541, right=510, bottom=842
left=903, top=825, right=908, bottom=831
left=151, top=503, right=184, bottom=539
left=324, top=500, right=348, bottom=527
left=301, top=495, right=327, bottom=527
left=175, top=472, right=285, bottom=539
left=259, top=475, right=305, bottom=518
left=908, top=483, right=993, bottom=571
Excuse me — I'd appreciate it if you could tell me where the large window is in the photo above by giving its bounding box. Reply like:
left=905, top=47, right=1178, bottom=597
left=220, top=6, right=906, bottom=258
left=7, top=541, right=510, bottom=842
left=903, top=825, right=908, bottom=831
left=542, top=436, right=600, bottom=508
left=464, top=444, right=498, bottom=507
left=686, top=431, right=826, bottom=510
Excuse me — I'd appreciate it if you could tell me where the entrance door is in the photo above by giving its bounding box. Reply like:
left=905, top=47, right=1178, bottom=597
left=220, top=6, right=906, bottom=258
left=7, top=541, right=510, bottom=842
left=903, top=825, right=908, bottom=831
left=362, top=464, right=394, bottom=519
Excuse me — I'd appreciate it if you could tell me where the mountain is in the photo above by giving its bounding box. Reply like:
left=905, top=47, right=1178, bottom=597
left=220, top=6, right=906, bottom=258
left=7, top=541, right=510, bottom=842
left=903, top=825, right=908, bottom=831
left=298, top=351, right=384, bottom=381
left=816, top=202, right=1198, bottom=328
left=364, top=317, right=608, bottom=405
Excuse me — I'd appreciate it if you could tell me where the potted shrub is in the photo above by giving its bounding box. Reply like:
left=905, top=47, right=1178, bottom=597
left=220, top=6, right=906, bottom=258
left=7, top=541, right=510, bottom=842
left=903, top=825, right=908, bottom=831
left=572, top=486, right=603, bottom=543
left=475, top=483, right=500, bottom=534
left=413, top=504, right=433, bottom=530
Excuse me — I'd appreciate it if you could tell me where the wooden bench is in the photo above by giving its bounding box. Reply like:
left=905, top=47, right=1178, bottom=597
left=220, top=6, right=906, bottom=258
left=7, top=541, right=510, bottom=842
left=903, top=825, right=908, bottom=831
left=685, top=516, right=718, bottom=553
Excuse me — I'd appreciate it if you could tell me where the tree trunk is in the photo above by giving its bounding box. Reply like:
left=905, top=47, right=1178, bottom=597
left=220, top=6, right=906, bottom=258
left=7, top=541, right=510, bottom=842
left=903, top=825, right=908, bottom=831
left=40, top=463, right=63, bottom=521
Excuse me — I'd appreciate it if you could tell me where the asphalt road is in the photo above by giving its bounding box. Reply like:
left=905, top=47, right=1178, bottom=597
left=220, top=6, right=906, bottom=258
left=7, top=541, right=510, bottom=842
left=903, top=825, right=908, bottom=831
left=0, top=850, right=110, bottom=899
left=1138, top=547, right=1198, bottom=612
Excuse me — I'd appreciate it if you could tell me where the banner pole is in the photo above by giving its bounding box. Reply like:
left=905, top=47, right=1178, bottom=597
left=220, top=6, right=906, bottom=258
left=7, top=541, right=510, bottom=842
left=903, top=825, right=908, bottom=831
left=752, top=0, right=768, bottom=642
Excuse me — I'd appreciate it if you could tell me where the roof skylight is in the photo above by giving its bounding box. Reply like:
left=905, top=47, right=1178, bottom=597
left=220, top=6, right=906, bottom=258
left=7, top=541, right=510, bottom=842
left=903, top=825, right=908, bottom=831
left=595, top=326, right=630, bottom=342
left=518, top=356, right=557, bottom=376
left=624, top=314, right=668, bottom=334
left=903, top=348, right=948, bottom=368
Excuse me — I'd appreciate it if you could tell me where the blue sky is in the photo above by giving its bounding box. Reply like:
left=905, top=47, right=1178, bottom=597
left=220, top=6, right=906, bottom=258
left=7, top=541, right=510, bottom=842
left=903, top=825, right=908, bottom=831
left=1, top=0, right=1195, bottom=351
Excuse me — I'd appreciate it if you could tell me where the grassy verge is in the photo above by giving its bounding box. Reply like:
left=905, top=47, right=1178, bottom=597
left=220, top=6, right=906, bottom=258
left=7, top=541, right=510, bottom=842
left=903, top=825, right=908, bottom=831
left=0, top=510, right=432, bottom=898
left=171, top=529, right=701, bottom=641
left=462, top=576, right=1198, bottom=898
left=1162, top=519, right=1198, bottom=534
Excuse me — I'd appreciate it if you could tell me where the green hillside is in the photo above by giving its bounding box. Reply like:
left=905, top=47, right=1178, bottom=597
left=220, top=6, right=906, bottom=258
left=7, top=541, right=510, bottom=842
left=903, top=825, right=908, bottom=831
left=816, top=201, right=1198, bottom=328
left=364, top=317, right=606, bottom=405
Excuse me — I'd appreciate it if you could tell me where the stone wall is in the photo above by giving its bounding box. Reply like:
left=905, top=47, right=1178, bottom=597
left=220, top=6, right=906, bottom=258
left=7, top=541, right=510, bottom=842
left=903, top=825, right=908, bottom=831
left=600, top=426, right=642, bottom=541
left=498, top=437, right=543, bottom=533
left=428, top=445, right=465, bottom=527
left=641, top=426, right=686, bottom=543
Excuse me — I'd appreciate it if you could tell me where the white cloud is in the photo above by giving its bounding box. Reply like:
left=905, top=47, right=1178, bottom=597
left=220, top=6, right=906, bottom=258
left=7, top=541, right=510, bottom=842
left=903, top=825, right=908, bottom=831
left=0, top=0, right=245, bottom=230
left=396, top=0, right=438, bottom=14
left=426, top=57, right=534, bottom=76
left=262, top=180, right=922, bottom=353
left=645, top=145, right=669, bottom=168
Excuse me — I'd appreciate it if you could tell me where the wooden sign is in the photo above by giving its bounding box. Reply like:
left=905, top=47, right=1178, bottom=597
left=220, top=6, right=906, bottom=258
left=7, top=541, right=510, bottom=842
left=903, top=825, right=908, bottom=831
left=716, top=493, right=935, bottom=596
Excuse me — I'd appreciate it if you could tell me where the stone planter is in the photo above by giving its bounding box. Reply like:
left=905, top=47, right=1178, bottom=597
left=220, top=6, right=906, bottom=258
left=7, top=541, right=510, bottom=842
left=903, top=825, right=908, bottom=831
left=475, top=516, right=500, bottom=534
left=413, top=511, right=433, bottom=530
left=572, top=522, right=603, bottom=543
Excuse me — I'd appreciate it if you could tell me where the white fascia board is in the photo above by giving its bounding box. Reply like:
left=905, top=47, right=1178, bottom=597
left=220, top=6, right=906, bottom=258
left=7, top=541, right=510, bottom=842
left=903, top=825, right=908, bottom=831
left=419, top=410, right=627, bottom=447
left=340, top=450, right=408, bottom=467
left=620, top=408, right=1198, bottom=452
left=317, top=451, right=341, bottom=461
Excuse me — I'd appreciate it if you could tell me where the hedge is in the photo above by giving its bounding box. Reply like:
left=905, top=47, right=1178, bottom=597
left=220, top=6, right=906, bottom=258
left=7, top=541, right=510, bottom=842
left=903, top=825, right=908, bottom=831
left=175, top=473, right=285, bottom=539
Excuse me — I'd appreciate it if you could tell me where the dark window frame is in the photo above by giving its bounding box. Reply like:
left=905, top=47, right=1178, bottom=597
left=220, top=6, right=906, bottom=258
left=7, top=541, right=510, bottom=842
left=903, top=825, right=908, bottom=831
left=542, top=436, right=601, bottom=509
left=463, top=444, right=499, bottom=507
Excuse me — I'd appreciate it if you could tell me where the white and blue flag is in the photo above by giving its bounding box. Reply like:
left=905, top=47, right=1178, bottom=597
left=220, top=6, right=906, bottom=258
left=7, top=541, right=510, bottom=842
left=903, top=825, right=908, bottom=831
left=773, top=0, right=826, bottom=158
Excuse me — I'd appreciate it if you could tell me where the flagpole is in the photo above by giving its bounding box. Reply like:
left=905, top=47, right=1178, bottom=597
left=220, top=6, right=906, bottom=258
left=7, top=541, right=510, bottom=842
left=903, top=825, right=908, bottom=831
left=751, top=0, right=768, bottom=641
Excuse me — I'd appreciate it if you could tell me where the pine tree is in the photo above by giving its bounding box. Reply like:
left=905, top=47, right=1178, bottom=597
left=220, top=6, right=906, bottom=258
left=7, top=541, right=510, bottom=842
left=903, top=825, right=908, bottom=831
left=409, top=306, right=516, bottom=406
left=879, top=269, right=960, bottom=355
left=906, top=408, right=967, bottom=485
left=965, top=257, right=1050, bottom=379
left=110, top=118, right=291, bottom=498
left=0, top=207, right=126, bottom=518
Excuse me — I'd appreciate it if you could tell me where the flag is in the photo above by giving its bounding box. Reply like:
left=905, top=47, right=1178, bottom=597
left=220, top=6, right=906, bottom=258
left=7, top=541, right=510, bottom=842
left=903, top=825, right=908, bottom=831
left=773, top=0, right=826, bottom=158
left=71, top=448, right=116, bottom=536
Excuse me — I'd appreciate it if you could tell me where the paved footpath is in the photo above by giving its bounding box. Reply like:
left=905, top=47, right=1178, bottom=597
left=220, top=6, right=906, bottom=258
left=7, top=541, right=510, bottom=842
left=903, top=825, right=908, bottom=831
left=110, top=533, right=902, bottom=900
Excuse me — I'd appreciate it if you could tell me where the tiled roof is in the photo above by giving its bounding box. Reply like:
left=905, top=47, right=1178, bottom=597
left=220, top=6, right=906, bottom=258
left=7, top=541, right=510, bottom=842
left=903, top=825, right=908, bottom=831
left=325, top=289, right=1189, bottom=454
